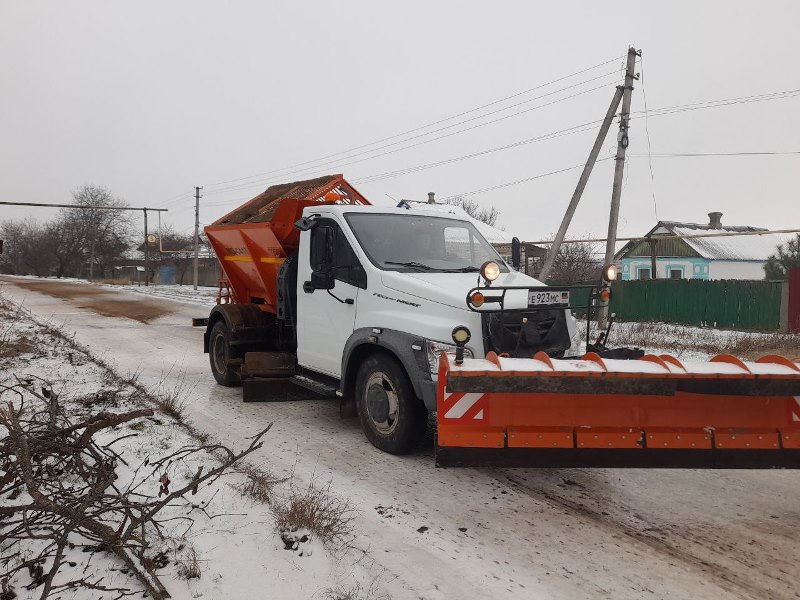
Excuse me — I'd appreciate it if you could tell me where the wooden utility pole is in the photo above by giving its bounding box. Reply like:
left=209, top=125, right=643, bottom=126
left=193, top=186, right=202, bottom=290
left=538, top=86, right=624, bottom=281
left=599, top=46, right=639, bottom=325
left=648, top=237, right=658, bottom=279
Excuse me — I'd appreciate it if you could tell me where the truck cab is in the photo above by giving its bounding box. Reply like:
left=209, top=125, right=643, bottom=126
left=203, top=177, right=575, bottom=455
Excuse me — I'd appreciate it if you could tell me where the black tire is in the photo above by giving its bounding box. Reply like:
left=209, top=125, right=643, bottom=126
left=355, top=353, right=427, bottom=454
left=208, top=320, right=241, bottom=387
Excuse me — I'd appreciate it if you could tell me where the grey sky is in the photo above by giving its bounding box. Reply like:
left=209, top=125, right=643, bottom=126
left=1, top=1, right=798, bottom=243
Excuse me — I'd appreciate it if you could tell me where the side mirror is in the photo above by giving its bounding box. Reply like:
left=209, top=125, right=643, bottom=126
left=511, top=237, right=521, bottom=270
left=310, top=270, right=335, bottom=290
left=294, top=216, right=318, bottom=231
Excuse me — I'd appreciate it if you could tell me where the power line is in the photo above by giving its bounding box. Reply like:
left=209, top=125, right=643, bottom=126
left=421, top=90, right=800, bottom=203
left=174, top=87, right=800, bottom=215
left=629, top=150, right=800, bottom=158
left=202, top=79, right=618, bottom=198
left=202, top=55, right=625, bottom=190
left=437, top=158, right=614, bottom=202
left=639, top=52, right=659, bottom=221
left=631, top=88, right=800, bottom=119
left=354, top=119, right=602, bottom=185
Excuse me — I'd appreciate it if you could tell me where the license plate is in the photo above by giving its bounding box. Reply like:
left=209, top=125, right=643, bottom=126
left=528, top=290, right=570, bottom=307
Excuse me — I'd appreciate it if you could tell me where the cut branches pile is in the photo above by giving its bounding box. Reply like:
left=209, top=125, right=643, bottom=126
left=0, top=380, right=271, bottom=600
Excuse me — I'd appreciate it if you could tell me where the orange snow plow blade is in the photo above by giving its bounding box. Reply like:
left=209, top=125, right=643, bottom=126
left=436, top=352, right=800, bottom=468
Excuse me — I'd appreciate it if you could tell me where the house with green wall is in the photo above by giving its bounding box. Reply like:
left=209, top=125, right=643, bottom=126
left=615, top=212, right=781, bottom=281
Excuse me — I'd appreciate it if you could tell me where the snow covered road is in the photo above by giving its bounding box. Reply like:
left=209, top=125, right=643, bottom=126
left=2, top=276, right=798, bottom=600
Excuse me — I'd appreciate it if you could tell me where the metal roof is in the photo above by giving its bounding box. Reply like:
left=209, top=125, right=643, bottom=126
left=664, top=222, right=781, bottom=261
left=617, top=220, right=783, bottom=261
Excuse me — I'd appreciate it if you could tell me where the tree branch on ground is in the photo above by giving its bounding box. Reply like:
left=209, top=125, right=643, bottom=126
left=0, top=382, right=271, bottom=600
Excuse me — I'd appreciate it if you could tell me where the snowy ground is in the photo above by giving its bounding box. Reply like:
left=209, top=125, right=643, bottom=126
left=2, top=275, right=799, bottom=600
left=0, top=287, right=380, bottom=600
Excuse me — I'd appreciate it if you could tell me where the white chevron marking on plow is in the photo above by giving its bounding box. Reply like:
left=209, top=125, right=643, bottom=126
left=444, top=393, right=484, bottom=419
left=793, top=397, right=800, bottom=421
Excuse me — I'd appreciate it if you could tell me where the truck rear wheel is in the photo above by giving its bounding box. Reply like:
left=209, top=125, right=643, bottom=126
left=209, top=320, right=241, bottom=387
left=355, top=353, right=427, bottom=454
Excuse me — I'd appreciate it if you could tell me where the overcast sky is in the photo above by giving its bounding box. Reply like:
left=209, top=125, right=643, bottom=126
left=1, top=1, right=798, bottom=243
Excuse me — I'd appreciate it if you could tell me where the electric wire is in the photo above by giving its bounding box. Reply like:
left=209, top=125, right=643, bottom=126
left=201, top=75, right=620, bottom=196
left=163, top=86, right=800, bottom=218
left=436, top=158, right=614, bottom=202
left=640, top=52, right=659, bottom=221
left=353, top=119, right=603, bottom=185
left=631, top=88, right=800, bottom=119
left=202, top=55, right=625, bottom=189
left=202, top=86, right=800, bottom=202
left=629, top=150, right=800, bottom=158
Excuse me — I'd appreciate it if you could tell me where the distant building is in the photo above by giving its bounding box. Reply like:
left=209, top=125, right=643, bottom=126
left=615, top=212, right=781, bottom=281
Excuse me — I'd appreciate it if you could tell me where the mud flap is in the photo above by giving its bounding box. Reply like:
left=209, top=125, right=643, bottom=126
left=241, top=351, right=304, bottom=402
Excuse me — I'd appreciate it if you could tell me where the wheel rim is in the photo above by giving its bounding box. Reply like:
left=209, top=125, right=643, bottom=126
left=212, top=331, right=228, bottom=375
left=364, top=371, right=399, bottom=435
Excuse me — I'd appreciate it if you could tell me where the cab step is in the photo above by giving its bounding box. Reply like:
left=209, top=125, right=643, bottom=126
left=290, top=374, right=338, bottom=398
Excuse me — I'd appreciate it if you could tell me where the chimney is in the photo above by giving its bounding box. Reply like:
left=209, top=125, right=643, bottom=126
left=708, top=211, right=723, bottom=229
left=427, top=192, right=435, bottom=204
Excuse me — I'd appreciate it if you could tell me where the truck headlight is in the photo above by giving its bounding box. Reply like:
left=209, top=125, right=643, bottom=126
left=425, top=340, right=473, bottom=372
left=480, top=260, right=501, bottom=284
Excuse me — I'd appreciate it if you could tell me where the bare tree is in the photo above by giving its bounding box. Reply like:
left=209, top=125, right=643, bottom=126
left=43, top=217, right=84, bottom=279
left=444, top=196, right=500, bottom=227
left=0, top=219, right=55, bottom=277
left=71, top=185, right=133, bottom=279
left=540, top=237, right=603, bottom=284
left=0, top=220, right=26, bottom=275
left=0, top=185, right=134, bottom=280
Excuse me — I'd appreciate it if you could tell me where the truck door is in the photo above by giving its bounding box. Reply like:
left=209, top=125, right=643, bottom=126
left=296, top=218, right=366, bottom=377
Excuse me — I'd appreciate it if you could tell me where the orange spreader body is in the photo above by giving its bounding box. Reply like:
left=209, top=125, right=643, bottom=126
left=204, top=175, right=369, bottom=310
left=436, top=351, right=800, bottom=468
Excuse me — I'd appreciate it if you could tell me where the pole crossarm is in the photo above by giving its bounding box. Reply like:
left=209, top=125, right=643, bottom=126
left=0, top=201, right=168, bottom=212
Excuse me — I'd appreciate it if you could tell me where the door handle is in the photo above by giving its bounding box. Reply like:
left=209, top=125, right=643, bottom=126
left=302, top=281, right=314, bottom=293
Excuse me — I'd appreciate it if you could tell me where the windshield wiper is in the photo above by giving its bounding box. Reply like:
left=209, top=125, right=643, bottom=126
left=439, top=266, right=481, bottom=273
left=384, top=261, right=433, bottom=271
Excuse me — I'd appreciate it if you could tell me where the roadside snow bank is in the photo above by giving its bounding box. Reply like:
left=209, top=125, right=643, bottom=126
left=0, top=293, right=379, bottom=600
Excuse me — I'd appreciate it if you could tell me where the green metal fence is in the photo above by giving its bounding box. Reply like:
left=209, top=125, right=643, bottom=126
left=604, top=279, right=782, bottom=331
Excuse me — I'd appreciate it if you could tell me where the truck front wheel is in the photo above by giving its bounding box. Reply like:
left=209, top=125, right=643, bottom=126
left=355, top=353, right=427, bottom=454
left=209, top=320, right=241, bottom=387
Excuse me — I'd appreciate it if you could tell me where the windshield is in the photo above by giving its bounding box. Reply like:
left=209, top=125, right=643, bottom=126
left=344, top=213, right=509, bottom=273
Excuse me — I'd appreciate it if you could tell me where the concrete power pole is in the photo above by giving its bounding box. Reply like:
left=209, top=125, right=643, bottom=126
left=193, top=186, right=202, bottom=290
left=143, top=208, right=149, bottom=287
left=599, top=46, right=639, bottom=326
left=537, top=86, right=624, bottom=281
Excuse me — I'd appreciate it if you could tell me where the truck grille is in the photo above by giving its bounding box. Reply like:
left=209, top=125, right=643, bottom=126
left=483, top=309, right=571, bottom=358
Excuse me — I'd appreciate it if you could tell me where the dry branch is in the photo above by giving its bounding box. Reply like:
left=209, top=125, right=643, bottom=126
left=0, top=381, right=271, bottom=600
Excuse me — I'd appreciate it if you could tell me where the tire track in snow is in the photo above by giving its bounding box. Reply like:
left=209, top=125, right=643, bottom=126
left=496, top=470, right=793, bottom=600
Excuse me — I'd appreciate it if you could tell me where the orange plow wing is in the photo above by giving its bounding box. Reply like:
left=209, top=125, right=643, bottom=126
left=436, top=352, right=800, bottom=468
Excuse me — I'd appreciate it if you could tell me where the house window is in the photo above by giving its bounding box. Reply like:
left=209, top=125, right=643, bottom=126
left=637, top=267, right=651, bottom=280
left=670, top=269, right=683, bottom=280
